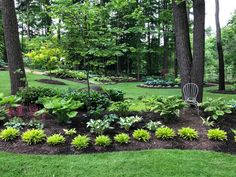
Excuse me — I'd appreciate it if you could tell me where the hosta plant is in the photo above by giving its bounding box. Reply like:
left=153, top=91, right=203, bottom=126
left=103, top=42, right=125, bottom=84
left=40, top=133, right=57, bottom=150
left=35, top=97, right=83, bottom=123
left=150, top=96, right=187, bottom=119
left=200, top=98, right=233, bottom=121
left=71, top=135, right=90, bottom=150
left=63, top=128, right=77, bottom=136
left=207, top=129, right=227, bottom=141
left=47, top=134, right=65, bottom=145
left=145, top=121, right=164, bottom=131
left=0, top=93, right=21, bottom=107
left=110, top=100, right=132, bottom=116
left=114, top=133, right=130, bottom=144
left=28, top=119, right=44, bottom=129
left=4, top=117, right=26, bottom=130
left=118, top=116, right=143, bottom=131
left=178, top=127, right=199, bottom=140
left=0, top=107, right=7, bottom=122
left=87, top=119, right=113, bottom=135
left=155, top=127, right=175, bottom=140
left=103, top=114, right=118, bottom=123
left=133, top=129, right=151, bottom=142
left=22, top=129, right=46, bottom=145
left=0, top=128, right=20, bottom=141
left=95, top=135, right=112, bottom=147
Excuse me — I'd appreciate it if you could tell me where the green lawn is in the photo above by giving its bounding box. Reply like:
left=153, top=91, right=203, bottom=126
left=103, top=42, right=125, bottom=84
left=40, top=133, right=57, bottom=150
left=1, top=71, right=235, bottom=101
left=0, top=149, right=235, bottom=177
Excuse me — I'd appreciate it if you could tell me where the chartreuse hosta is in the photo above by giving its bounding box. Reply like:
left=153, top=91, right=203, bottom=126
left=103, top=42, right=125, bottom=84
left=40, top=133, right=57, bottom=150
left=35, top=97, right=83, bottom=123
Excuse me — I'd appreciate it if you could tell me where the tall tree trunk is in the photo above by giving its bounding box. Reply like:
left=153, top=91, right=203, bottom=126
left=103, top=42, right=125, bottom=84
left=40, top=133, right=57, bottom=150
left=215, top=0, right=225, bottom=91
left=173, top=0, right=192, bottom=90
left=191, top=0, right=205, bottom=102
left=1, top=0, right=27, bottom=94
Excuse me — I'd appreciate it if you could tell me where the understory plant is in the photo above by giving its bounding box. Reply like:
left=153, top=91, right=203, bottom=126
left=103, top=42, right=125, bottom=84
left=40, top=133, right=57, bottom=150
left=145, top=121, right=164, bottom=131
left=232, top=129, right=236, bottom=142
left=0, top=93, right=21, bottom=107
left=87, top=119, right=113, bottom=135
left=72, top=135, right=90, bottom=150
left=28, top=119, right=44, bottom=129
left=103, top=114, right=118, bottom=123
left=63, top=128, right=77, bottom=136
left=22, top=129, right=47, bottom=145
left=47, top=134, right=65, bottom=145
left=105, top=89, right=125, bottom=102
left=149, top=96, right=187, bottom=119
left=178, top=127, right=199, bottom=141
left=133, top=129, right=151, bottom=142
left=118, top=116, right=143, bottom=131
left=110, top=100, right=132, bottom=116
left=0, top=128, right=20, bottom=141
left=95, top=135, right=112, bottom=147
left=0, top=107, right=7, bottom=122
left=114, top=133, right=130, bottom=144
left=200, top=98, right=233, bottom=121
left=207, top=129, right=227, bottom=141
left=4, top=117, right=26, bottom=130
left=35, top=97, right=83, bottom=123
left=155, top=127, right=175, bottom=140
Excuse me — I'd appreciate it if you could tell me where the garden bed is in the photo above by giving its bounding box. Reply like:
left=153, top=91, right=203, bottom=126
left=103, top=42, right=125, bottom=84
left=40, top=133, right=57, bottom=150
left=36, top=79, right=67, bottom=85
left=210, top=90, right=236, bottom=95
left=0, top=109, right=235, bottom=155
left=138, top=83, right=217, bottom=89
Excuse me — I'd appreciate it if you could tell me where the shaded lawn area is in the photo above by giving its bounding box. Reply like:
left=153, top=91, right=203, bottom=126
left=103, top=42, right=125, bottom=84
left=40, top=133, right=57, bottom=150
left=0, top=149, right=235, bottom=177
left=1, top=71, right=235, bottom=104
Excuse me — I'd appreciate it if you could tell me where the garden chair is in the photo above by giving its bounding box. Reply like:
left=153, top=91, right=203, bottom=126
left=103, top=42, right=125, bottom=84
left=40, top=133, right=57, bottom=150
left=183, top=83, right=200, bottom=115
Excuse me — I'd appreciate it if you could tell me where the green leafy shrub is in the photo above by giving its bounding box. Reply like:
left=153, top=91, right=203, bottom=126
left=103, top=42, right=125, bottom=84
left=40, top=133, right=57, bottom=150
left=105, top=89, right=124, bottom=102
left=47, top=134, right=65, bottom=145
left=71, top=135, right=90, bottom=150
left=28, top=119, right=44, bottom=129
left=17, top=87, right=58, bottom=104
left=21, top=129, right=46, bottom=145
left=133, top=129, right=151, bottom=142
left=110, top=100, right=132, bottom=116
left=118, top=116, right=143, bottom=131
left=114, top=133, right=130, bottom=144
left=178, top=127, right=199, bottom=140
left=155, top=127, right=175, bottom=140
left=4, top=117, right=26, bottom=130
left=63, top=128, right=77, bottom=136
left=35, top=97, right=83, bottom=123
left=232, top=129, right=236, bottom=142
left=95, top=135, right=112, bottom=147
left=201, top=98, right=233, bottom=121
left=0, top=93, right=21, bottom=107
left=63, top=90, right=111, bottom=111
left=145, top=121, right=164, bottom=131
left=0, top=128, right=20, bottom=141
left=0, top=107, right=7, bottom=122
left=207, top=129, right=227, bottom=141
left=150, top=96, right=187, bottom=119
left=87, top=119, right=113, bottom=135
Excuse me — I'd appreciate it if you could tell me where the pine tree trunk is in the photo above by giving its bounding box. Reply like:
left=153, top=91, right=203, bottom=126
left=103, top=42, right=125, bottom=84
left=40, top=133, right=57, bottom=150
left=1, top=0, right=27, bottom=94
left=191, top=0, right=205, bottom=102
left=173, top=0, right=192, bottom=90
left=215, top=0, right=225, bottom=91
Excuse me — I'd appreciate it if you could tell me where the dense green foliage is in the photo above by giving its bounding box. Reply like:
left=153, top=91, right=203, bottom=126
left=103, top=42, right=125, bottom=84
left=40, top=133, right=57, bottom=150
left=71, top=135, right=90, bottom=150
left=95, top=135, right=112, bottom=147
left=207, top=129, right=228, bottom=141
left=0, top=127, right=20, bottom=141
left=132, top=129, right=151, bottom=142
left=21, top=129, right=46, bottom=145
left=47, top=134, right=66, bottom=146
left=155, top=127, right=175, bottom=140
left=178, top=127, right=199, bottom=141
left=114, top=133, right=130, bottom=144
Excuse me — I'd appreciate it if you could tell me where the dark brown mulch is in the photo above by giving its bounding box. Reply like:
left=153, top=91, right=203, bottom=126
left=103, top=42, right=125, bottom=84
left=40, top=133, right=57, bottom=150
left=36, top=79, right=66, bottom=85
left=210, top=90, right=236, bottom=94
left=0, top=109, right=235, bottom=155
left=137, top=83, right=217, bottom=89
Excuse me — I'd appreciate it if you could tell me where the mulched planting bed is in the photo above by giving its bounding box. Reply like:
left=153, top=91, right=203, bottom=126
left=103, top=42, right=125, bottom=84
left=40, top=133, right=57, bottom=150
left=137, top=83, right=217, bottom=89
left=36, top=79, right=67, bottom=85
left=0, top=109, right=235, bottom=155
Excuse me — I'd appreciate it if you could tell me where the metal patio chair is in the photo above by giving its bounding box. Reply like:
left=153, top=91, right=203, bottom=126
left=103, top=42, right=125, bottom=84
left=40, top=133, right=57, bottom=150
left=183, top=83, right=199, bottom=115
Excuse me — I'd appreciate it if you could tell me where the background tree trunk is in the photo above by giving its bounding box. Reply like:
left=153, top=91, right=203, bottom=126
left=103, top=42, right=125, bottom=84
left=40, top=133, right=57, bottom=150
left=215, top=0, right=225, bottom=91
left=173, top=0, right=192, bottom=90
left=1, top=0, right=27, bottom=94
left=191, top=0, right=205, bottom=102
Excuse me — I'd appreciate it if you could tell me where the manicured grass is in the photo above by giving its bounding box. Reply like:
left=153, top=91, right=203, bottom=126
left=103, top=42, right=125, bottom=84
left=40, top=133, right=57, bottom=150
left=0, top=149, right=235, bottom=177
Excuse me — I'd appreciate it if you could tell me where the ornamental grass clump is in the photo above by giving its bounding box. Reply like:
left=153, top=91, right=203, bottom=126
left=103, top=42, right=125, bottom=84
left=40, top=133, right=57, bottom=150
left=155, top=127, right=175, bottom=140
left=22, top=129, right=46, bottom=145
left=47, top=134, right=65, bottom=146
left=0, top=127, right=20, bottom=141
left=71, top=135, right=90, bottom=150
left=133, top=129, right=151, bottom=142
left=178, top=127, right=199, bottom=141
left=207, top=129, right=227, bottom=141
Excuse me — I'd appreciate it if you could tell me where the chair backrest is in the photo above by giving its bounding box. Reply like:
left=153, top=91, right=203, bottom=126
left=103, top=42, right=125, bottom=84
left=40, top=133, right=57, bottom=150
left=183, top=83, right=199, bottom=100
